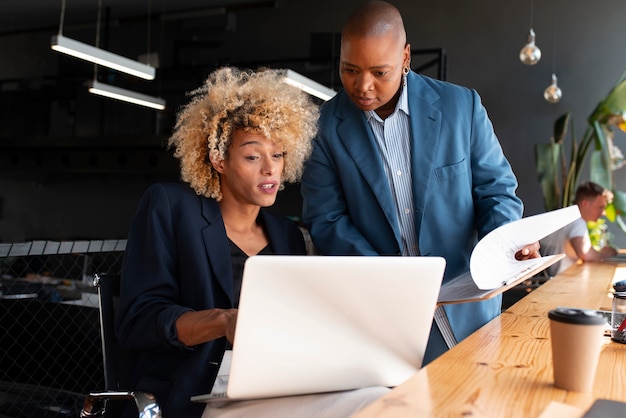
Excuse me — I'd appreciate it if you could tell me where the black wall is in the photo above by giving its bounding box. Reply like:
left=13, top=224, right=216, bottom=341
left=2, top=0, right=626, bottom=245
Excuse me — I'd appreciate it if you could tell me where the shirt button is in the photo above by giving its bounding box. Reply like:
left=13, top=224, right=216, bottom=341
left=396, top=170, right=402, bottom=176
left=404, top=208, right=411, bottom=214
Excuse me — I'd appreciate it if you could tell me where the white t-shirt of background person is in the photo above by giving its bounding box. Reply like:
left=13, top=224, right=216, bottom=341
left=539, top=217, right=589, bottom=276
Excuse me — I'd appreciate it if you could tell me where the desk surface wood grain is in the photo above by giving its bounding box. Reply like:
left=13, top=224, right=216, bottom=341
left=353, top=261, right=626, bottom=418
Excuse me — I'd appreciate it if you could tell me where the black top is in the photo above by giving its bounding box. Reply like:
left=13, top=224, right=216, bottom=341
left=228, top=240, right=273, bottom=308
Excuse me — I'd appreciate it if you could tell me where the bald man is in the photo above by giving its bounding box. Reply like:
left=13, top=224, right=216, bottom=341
left=301, top=1, right=537, bottom=364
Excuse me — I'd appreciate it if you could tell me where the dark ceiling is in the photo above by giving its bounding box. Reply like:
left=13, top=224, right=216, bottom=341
left=0, top=0, right=443, bottom=183
left=0, top=0, right=276, bottom=35
left=0, top=1, right=335, bottom=182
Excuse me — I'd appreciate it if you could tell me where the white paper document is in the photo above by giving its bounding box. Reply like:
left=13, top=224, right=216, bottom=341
left=438, top=205, right=581, bottom=304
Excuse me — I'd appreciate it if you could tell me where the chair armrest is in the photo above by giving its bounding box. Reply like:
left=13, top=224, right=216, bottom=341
left=80, top=390, right=161, bottom=418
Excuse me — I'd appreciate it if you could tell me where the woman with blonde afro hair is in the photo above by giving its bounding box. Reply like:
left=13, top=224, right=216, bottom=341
left=169, top=66, right=319, bottom=201
left=115, top=67, right=391, bottom=418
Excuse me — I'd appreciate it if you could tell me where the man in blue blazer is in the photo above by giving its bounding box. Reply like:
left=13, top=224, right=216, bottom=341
left=301, top=1, right=538, bottom=364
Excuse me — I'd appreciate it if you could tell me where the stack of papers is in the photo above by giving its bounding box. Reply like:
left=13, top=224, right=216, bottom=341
left=438, top=205, right=581, bottom=304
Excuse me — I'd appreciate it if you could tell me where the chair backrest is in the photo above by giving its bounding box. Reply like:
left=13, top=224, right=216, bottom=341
left=94, top=273, right=121, bottom=391
left=82, top=274, right=160, bottom=417
left=94, top=273, right=134, bottom=391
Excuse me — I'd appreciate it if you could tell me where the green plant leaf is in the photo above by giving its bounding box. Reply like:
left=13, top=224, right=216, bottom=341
left=535, top=143, right=562, bottom=211
left=553, top=112, right=571, bottom=144
left=589, top=120, right=613, bottom=190
left=613, top=189, right=626, bottom=215
left=616, top=214, right=626, bottom=234
left=588, top=75, right=626, bottom=123
left=590, top=150, right=612, bottom=189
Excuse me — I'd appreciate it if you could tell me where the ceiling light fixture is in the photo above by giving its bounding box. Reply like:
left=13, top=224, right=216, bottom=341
left=283, top=70, right=336, bottom=101
left=544, top=0, right=562, bottom=103
left=520, top=29, right=541, bottom=66
left=51, top=35, right=156, bottom=80
left=519, top=0, right=541, bottom=65
left=50, top=0, right=156, bottom=80
left=543, top=73, right=562, bottom=103
left=88, top=80, right=166, bottom=110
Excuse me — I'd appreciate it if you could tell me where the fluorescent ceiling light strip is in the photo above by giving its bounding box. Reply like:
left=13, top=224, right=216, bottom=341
left=88, top=80, right=166, bottom=110
left=51, top=34, right=156, bottom=80
left=284, top=69, right=336, bottom=101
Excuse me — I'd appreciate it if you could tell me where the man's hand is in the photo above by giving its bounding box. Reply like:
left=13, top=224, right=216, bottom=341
left=515, top=241, right=541, bottom=260
left=600, top=246, right=618, bottom=260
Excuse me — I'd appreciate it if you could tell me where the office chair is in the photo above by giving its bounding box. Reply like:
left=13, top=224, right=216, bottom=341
left=80, top=274, right=162, bottom=418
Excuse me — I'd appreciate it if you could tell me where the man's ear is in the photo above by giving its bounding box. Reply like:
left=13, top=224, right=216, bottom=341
left=403, top=43, right=411, bottom=67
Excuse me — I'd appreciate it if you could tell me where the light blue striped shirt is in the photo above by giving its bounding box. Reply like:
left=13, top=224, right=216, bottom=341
left=365, top=80, right=456, bottom=348
left=365, top=81, right=419, bottom=256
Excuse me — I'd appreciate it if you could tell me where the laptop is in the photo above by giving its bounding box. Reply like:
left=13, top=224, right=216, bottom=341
left=191, top=255, right=446, bottom=403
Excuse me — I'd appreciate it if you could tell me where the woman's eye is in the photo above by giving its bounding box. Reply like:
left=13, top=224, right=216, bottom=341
left=245, top=155, right=259, bottom=161
left=273, top=153, right=284, bottom=159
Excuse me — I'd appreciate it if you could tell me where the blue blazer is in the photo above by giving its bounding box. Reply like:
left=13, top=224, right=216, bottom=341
left=301, top=71, right=523, bottom=363
left=116, top=182, right=306, bottom=417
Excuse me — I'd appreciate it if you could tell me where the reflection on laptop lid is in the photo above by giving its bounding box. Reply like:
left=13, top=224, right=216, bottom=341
left=191, top=255, right=446, bottom=403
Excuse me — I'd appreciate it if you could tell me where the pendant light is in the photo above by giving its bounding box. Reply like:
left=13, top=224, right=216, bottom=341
left=519, top=1, right=541, bottom=65
left=520, top=29, right=541, bottom=65
left=544, top=74, right=562, bottom=103
left=51, top=0, right=156, bottom=80
left=544, top=0, right=562, bottom=103
left=88, top=0, right=165, bottom=110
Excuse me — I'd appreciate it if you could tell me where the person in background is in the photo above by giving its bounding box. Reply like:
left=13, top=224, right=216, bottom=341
left=540, top=181, right=618, bottom=276
left=300, top=0, right=540, bottom=365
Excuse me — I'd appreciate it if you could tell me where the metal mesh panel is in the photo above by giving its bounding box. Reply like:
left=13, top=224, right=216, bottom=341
left=0, top=240, right=125, bottom=418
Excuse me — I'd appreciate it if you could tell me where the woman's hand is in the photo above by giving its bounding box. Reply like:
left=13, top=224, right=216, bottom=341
left=515, top=241, right=541, bottom=260
left=176, top=308, right=238, bottom=347
left=224, top=309, right=238, bottom=344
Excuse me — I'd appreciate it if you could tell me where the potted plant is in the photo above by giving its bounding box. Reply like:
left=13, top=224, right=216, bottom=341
left=535, top=69, right=626, bottom=241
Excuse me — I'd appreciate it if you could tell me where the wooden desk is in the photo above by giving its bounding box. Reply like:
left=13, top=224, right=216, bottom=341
left=353, top=262, right=626, bottom=418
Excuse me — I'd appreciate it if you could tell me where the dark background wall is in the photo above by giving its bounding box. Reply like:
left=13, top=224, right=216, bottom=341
left=1, top=0, right=626, bottom=245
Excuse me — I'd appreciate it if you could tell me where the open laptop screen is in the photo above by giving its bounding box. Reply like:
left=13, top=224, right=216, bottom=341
left=213, top=255, right=446, bottom=401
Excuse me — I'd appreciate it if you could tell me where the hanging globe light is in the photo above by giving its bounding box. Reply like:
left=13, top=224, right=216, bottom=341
left=519, top=28, right=542, bottom=65
left=544, top=73, right=562, bottom=103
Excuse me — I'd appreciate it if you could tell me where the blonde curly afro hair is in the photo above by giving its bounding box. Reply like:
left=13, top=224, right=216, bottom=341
left=168, top=66, right=320, bottom=201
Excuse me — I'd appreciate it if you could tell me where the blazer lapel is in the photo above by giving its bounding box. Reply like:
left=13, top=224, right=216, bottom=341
left=199, top=198, right=234, bottom=306
left=406, top=72, right=442, bottom=236
left=260, top=211, right=290, bottom=254
left=335, top=93, right=399, bottom=228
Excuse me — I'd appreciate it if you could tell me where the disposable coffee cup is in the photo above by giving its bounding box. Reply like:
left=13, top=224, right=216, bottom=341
left=548, top=307, right=605, bottom=392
